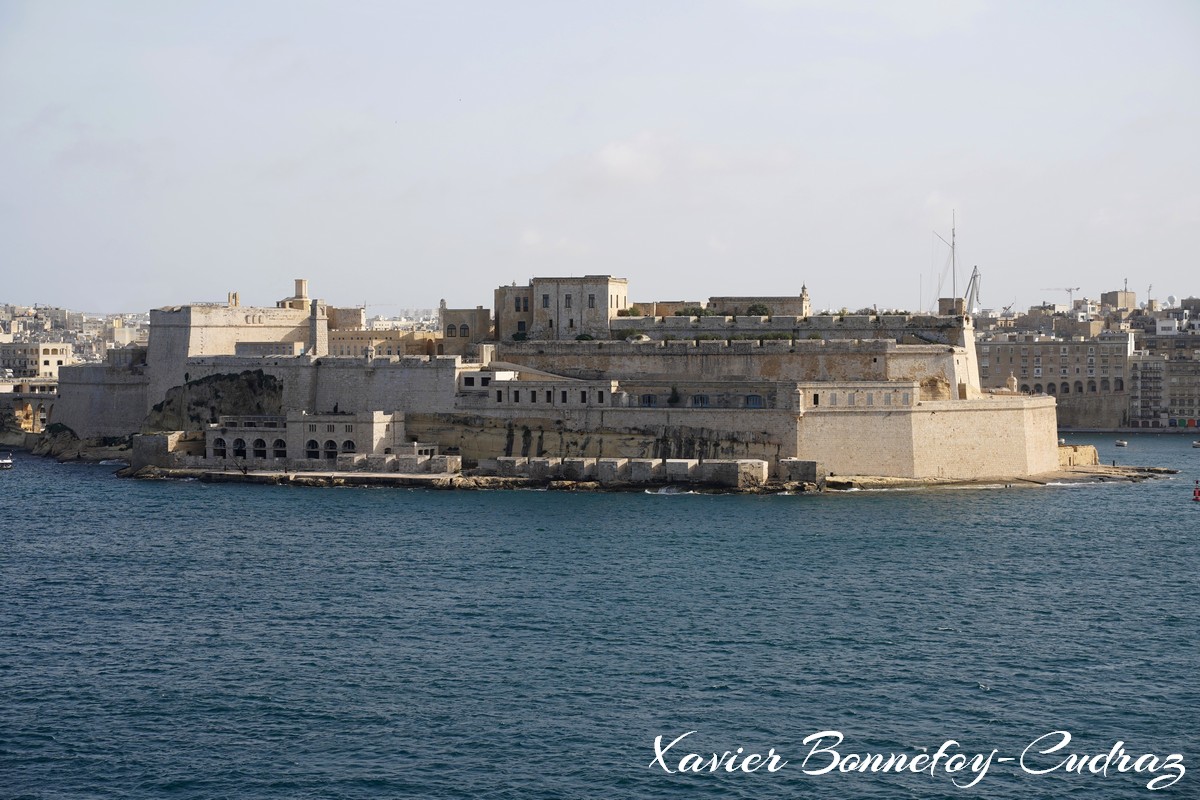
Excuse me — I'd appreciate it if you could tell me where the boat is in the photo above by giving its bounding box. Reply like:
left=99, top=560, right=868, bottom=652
left=0, top=453, right=12, bottom=470
left=1115, top=440, right=1128, bottom=447
left=1193, top=441, right=1200, bottom=448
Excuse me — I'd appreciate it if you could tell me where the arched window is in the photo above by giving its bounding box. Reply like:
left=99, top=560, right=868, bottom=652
left=1101, top=379, right=1110, bottom=391
left=273, top=439, right=287, bottom=459
left=1034, top=383, right=1043, bottom=394
left=342, top=440, right=356, bottom=453
left=1047, top=383, right=1057, bottom=395
left=305, top=439, right=319, bottom=459
left=233, top=438, right=247, bottom=458
left=253, top=438, right=267, bottom=459
left=459, top=324, right=469, bottom=338
left=446, top=325, right=457, bottom=337
left=1074, top=381, right=1084, bottom=394
left=213, top=437, right=227, bottom=458
left=324, top=440, right=338, bottom=459
left=1115, top=378, right=1124, bottom=391
left=1020, top=384, right=1030, bottom=393
left=1087, top=380, right=1097, bottom=393
left=1060, top=382, right=1068, bottom=394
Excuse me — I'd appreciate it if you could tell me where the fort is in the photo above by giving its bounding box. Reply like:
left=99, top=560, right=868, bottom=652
left=41, top=277, right=1066, bottom=485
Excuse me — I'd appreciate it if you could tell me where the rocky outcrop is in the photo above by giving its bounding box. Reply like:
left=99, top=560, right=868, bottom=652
left=30, top=423, right=132, bottom=462
left=142, top=370, right=283, bottom=432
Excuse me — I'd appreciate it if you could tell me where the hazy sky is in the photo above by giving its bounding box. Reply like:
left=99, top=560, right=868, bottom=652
left=2, top=0, right=1197, bottom=315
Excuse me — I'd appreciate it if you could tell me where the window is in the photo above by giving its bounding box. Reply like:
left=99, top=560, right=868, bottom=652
left=233, top=438, right=247, bottom=458
left=522, top=297, right=529, bottom=312
left=305, top=440, right=319, bottom=458
left=565, top=294, right=572, bottom=308
left=531, top=390, right=537, bottom=403
left=253, top=439, right=267, bottom=459
left=517, top=320, right=526, bottom=333
left=459, top=324, right=469, bottom=338
left=327, top=424, right=335, bottom=433
left=597, top=391, right=604, bottom=403
left=813, top=393, right=819, bottom=407
left=884, top=393, right=892, bottom=406
left=273, top=439, right=287, bottom=459
left=745, top=394, right=764, bottom=408
left=561, top=390, right=567, bottom=403
left=513, top=390, right=519, bottom=403
left=481, top=377, right=490, bottom=386
left=580, top=390, right=587, bottom=403
left=497, top=390, right=503, bottom=402
left=641, top=394, right=658, bottom=407
left=542, top=294, right=550, bottom=308
left=691, top=394, right=709, bottom=407
left=344, top=424, right=353, bottom=433
left=213, top=438, right=227, bottom=458
left=342, top=440, right=355, bottom=453
left=446, top=325, right=457, bottom=337
left=308, top=424, right=316, bottom=432
left=464, top=376, right=475, bottom=386
left=324, top=440, right=338, bottom=460
left=588, top=294, right=596, bottom=309
left=514, top=298, right=521, bottom=312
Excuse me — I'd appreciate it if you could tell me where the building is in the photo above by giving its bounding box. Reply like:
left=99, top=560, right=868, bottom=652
left=0, top=342, right=76, bottom=379
left=494, top=276, right=630, bottom=341
left=55, top=275, right=1062, bottom=481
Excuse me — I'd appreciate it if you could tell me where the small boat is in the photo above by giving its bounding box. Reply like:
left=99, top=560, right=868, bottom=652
left=1193, top=441, right=1200, bottom=448
left=1115, top=440, right=1128, bottom=447
left=0, top=453, right=12, bottom=470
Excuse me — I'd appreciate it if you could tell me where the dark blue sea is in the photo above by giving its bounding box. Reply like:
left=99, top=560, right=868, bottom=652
left=2, top=433, right=1197, bottom=799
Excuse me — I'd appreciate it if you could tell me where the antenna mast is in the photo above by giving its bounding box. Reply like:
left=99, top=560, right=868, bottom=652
left=951, top=210, right=957, bottom=300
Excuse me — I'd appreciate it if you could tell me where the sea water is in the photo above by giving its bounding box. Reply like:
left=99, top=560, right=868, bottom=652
left=2, top=433, right=1197, bottom=799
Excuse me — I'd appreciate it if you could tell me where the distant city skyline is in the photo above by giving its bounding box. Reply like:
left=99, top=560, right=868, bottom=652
left=2, top=0, right=1197, bottom=314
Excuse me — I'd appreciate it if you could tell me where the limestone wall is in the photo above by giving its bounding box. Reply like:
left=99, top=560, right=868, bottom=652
left=405, top=407, right=798, bottom=465
left=164, top=355, right=461, bottom=419
left=410, top=394, right=1057, bottom=480
left=147, top=304, right=313, bottom=408
left=52, top=363, right=149, bottom=439
left=496, top=338, right=971, bottom=391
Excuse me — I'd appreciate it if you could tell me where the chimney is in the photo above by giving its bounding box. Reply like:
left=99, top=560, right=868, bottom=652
left=295, top=279, right=309, bottom=299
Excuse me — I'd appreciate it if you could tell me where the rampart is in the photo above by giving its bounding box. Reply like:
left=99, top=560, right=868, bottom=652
left=495, top=338, right=978, bottom=398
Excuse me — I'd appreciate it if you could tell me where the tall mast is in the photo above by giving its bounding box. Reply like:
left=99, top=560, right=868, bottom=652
left=951, top=210, right=957, bottom=300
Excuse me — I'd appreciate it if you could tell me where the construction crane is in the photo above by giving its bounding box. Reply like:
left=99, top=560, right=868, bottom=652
left=1041, top=287, right=1081, bottom=307
left=963, top=266, right=982, bottom=315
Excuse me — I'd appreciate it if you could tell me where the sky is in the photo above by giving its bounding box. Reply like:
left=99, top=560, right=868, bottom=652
left=1, top=0, right=1198, bottom=315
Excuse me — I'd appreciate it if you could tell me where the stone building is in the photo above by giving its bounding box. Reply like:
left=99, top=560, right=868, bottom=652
left=437, top=301, right=493, bottom=356
left=494, top=276, right=630, bottom=341
left=205, top=411, right=405, bottom=465
left=0, top=342, right=76, bottom=379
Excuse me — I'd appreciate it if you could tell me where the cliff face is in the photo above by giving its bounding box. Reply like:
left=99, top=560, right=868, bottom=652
left=142, top=370, right=284, bottom=432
